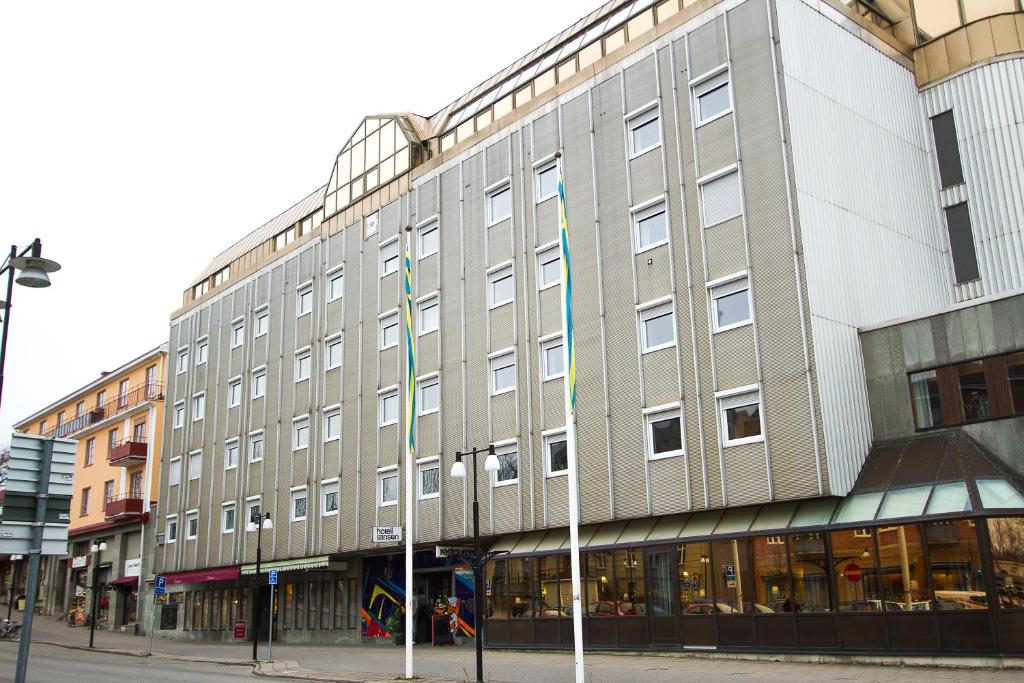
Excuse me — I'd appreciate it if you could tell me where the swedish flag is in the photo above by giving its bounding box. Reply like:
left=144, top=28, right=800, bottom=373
left=404, top=238, right=416, bottom=455
left=557, top=156, right=576, bottom=414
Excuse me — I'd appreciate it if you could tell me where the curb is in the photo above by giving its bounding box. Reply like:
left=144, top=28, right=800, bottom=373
left=253, top=660, right=459, bottom=683
left=33, top=638, right=252, bottom=666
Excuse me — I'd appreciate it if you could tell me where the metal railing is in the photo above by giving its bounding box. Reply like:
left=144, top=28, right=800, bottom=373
left=46, top=382, right=164, bottom=439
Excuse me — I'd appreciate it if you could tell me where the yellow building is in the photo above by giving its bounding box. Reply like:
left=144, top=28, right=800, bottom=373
left=13, top=344, right=167, bottom=627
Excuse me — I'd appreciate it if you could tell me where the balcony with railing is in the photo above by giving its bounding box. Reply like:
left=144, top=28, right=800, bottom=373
left=46, top=382, right=164, bottom=440
left=104, top=492, right=145, bottom=520
left=109, top=436, right=149, bottom=466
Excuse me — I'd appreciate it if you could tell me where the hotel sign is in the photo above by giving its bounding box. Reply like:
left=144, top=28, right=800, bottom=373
left=435, top=545, right=474, bottom=559
left=372, top=526, right=402, bottom=543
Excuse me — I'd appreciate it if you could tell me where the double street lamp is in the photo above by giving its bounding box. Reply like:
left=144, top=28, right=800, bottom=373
left=450, top=445, right=499, bottom=683
left=247, top=512, right=273, bottom=661
left=88, top=540, right=107, bottom=648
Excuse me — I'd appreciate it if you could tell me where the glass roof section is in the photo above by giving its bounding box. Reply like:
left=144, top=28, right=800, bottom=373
left=324, top=115, right=418, bottom=217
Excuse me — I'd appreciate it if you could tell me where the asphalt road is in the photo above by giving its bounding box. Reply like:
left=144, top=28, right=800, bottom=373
left=0, top=642, right=254, bottom=683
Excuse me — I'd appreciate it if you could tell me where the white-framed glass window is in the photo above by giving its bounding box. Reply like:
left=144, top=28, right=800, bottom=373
left=418, top=220, right=439, bottom=258
left=168, top=456, right=181, bottom=487
left=291, top=487, right=308, bottom=522
left=418, top=295, right=439, bottom=335
left=364, top=210, right=379, bottom=239
left=417, top=458, right=440, bottom=500
left=537, top=246, right=560, bottom=290
left=699, top=168, right=742, bottom=227
left=293, top=415, right=310, bottom=450
left=418, top=375, right=440, bottom=415
left=380, top=238, right=399, bottom=277
left=493, top=442, right=519, bottom=486
left=186, top=510, right=199, bottom=539
left=717, top=386, right=764, bottom=447
left=222, top=503, right=236, bottom=534
left=195, top=337, right=208, bottom=366
left=228, top=378, right=242, bottom=408
left=246, top=496, right=261, bottom=525
left=295, top=347, right=312, bottom=382
left=327, top=267, right=344, bottom=302
left=176, top=347, right=188, bottom=374
left=188, top=450, right=202, bottom=480
left=297, top=284, right=313, bottom=317
left=486, top=183, right=512, bottom=225
left=254, top=306, right=270, bottom=338
left=224, top=439, right=239, bottom=470
left=639, top=302, right=676, bottom=352
left=252, top=367, right=267, bottom=398
left=166, top=514, right=178, bottom=543
left=321, top=479, right=339, bottom=516
left=490, top=351, right=516, bottom=395
left=644, top=405, right=685, bottom=460
left=541, top=336, right=564, bottom=381
left=324, top=406, right=341, bottom=441
left=378, top=467, right=399, bottom=507
left=535, top=160, right=558, bottom=202
left=544, top=430, right=568, bottom=477
left=173, top=401, right=184, bottom=429
left=379, top=388, right=399, bottom=426
left=488, top=265, right=514, bottom=308
left=710, top=275, right=751, bottom=333
left=693, top=69, right=732, bottom=126
left=231, top=318, right=245, bottom=348
left=249, top=431, right=264, bottom=463
left=627, top=104, right=661, bottom=158
left=326, top=335, right=343, bottom=369
left=379, top=311, right=399, bottom=350
left=632, top=199, right=668, bottom=252
left=191, top=392, right=206, bottom=421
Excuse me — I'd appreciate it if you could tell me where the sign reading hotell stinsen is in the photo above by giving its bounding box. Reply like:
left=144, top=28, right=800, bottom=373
left=373, top=526, right=402, bottom=543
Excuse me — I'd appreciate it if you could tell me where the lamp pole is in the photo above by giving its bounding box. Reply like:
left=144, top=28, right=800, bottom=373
left=248, top=512, right=272, bottom=661
left=88, top=540, right=107, bottom=648
left=451, top=444, right=499, bottom=683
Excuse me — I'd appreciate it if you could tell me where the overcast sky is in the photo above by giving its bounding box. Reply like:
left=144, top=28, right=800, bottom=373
left=0, top=0, right=600, bottom=447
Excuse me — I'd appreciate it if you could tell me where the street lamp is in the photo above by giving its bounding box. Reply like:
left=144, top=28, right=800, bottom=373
left=450, top=444, right=499, bottom=683
left=88, top=540, right=107, bottom=648
left=0, top=237, right=61, bottom=411
left=247, top=512, right=272, bottom=661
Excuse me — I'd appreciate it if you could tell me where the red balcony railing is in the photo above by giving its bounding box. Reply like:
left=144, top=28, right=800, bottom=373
left=104, top=493, right=145, bottom=519
left=109, top=436, right=149, bottom=465
left=46, top=382, right=164, bottom=439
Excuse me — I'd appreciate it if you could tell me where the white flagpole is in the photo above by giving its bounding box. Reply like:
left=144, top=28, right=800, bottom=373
left=556, top=151, right=585, bottom=683
left=403, top=227, right=415, bottom=679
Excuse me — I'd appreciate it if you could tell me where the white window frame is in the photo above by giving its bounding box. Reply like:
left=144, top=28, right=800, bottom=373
left=626, top=102, right=662, bottom=158
left=692, top=66, right=732, bottom=127
left=188, top=450, right=202, bottom=480
left=191, top=392, right=205, bottom=421
left=292, top=415, right=310, bottom=451
left=327, top=266, right=344, bottom=302
left=534, top=158, right=558, bottom=203
left=251, top=366, right=267, bottom=399
left=717, top=385, right=765, bottom=447
left=194, top=337, right=208, bottom=367
left=230, top=317, right=245, bottom=348
left=168, top=456, right=181, bottom=487
left=378, top=466, right=399, bottom=507
left=698, top=166, right=743, bottom=228
left=631, top=197, right=669, bottom=253
left=321, top=478, right=340, bottom=516
left=492, top=439, right=519, bottom=487
left=176, top=346, right=188, bottom=375
left=417, top=374, right=440, bottom=416
left=487, top=263, right=514, bottom=309
left=708, top=272, right=752, bottom=333
left=249, top=430, right=264, bottom=463
left=380, top=237, right=400, bottom=278
left=246, top=495, right=261, bottom=525
left=536, top=243, right=560, bottom=291
left=326, top=335, right=343, bottom=370
left=417, top=457, right=441, bottom=500
left=185, top=509, right=199, bottom=540
left=638, top=300, right=676, bottom=353
left=172, top=401, right=185, bottom=429
left=543, top=429, right=568, bottom=478
left=489, top=349, right=516, bottom=396
left=296, top=282, right=313, bottom=318
left=295, top=346, right=312, bottom=382
left=224, top=438, right=239, bottom=470
left=254, top=305, right=270, bottom=338
left=324, top=405, right=341, bottom=442
left=166, top=514, right=178, bottom=543
left=290, top=486, right=308, bottom=522
left=540, top=334, right=564, bottom=382
left=379, top=310, right=399, bottom=350
left=417, top=294, right=439, bottom=335
left=227, top=377, right=242, bottom=408
left=364, top=210, right=379, bottom=239
left=379, top=387, right=399, bottom=426
left=644, top=403, right=685, bottom=461
left=486, top=181, right=512, bottom=226
left=222, top=502, right=236, bottom=534
left=417, top=218, right=439, bottom=259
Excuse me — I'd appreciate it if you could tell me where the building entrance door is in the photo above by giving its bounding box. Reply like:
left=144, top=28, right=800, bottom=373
left=413, top=570, right=452, bottom=644
left=646, top=547, right=678, bottom=644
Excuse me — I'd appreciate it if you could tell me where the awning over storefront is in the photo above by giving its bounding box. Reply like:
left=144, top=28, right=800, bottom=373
left=240, top=555, right=348, bottom=575
left=108, top=575, right=138, bottom=586
left=164, top=565, right=240, bottom=585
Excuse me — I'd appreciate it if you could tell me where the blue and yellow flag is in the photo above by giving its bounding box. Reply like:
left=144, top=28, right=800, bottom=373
left=557, top=156, right=576, bottom=414
left=404, top=237, right=416, bottom=455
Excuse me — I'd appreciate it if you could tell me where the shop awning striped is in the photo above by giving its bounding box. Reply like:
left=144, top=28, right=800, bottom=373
left=240, top=555, right=349, bottom=575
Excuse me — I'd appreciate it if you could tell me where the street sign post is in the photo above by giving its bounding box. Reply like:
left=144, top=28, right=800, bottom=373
left=267, top=570, right=278, bottom=586
left=154, top=576, right=166, bottom=595
left=267, top=571, right=276, bottom=662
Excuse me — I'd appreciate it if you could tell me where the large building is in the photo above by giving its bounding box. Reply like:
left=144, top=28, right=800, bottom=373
left=13, top=345, right=167, bottom=628
left=153, top=0, right=1024, bottom=657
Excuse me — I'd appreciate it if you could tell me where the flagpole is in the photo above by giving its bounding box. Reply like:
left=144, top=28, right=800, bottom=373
left=403, top=226, right=416, bottom=679
left=556, top=151, right=585, bottom=683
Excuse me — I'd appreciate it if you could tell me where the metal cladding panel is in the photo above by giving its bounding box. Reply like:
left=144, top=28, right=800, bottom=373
left=257, top=272, right=270, bottom=304
left=379, top=424, right=399, bottom=468
left=487, top=221, right=514, bottom=265
left=688, top=14, right=727, bottom=79
left=649, top=456, right=688, bottom=516
left=492, top=484, right=519, bottom=534
left=695, top=114, right=737, bottom=178
left=539, top=287, right=561, bottom=336
left=379, top=346, right=398, bottom=381
left=491, top=392, right=517, bottom=441
left=490, top=306, right=515, bottom=352
left=713, top=327, right=757, bottom=390
left=486, top=140, right=509, bottom=187
left=463, top=155, right=489, bottom=451
left=541, top=381, right=563, bottom=431
left=419, top=258, right=439, bottom=296
left=704, top=219, right=747, bottom=281
left=418, top=334, right=439, bottom=375
left=417, top=498, right=440, bottom=542
left=625, top=54, right=658, bottom=115
left=417, top=177, right=438, bottom=219
left=636, top=245, right=672, bottom=303
left=536, top=199, right=559, bottom=247
left=299, top=248, right=314, bottom=283
left=545, top=474, right=569, bottom=528
left=338, top=222, right=361, bottom=550
left=322, top=439, right=341, bottom=478
left=922, top=58, right=1024, bottom=299
left=381, top=200, right=401, bottom=240
left=533, top=111, right=559, bottom=158
left=642, top=349, right=678, bottom=407
left=629, top=149, right=663, bottom=205
left=777, top=0, right=953, bottom=495
left=326, top=302, right=343, bottom=333
left=722, top=441, right=767, bottom=506
left=360, top=225, right=381, bottom=536
left=327, top=232, right=345, bottom=270
left=418, top=415, right=439, bottom=458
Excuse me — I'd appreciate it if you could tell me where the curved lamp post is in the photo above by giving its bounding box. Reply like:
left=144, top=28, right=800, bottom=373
left=88, top=540, right=107, bottom=648
left=247, top=512, right=272, bottom=661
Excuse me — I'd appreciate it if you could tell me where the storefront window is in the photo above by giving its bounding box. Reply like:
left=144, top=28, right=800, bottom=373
left=876, top=525, right=930, bottom=611
left=202, top=590, right=210, bottom=629
left=211, top=589, right=220, bottom=630
left=557, top=556, right=574, bottom=617
left=295, top=582, right=305, bottom=629
left=184, top=592, right=192, bottom=630
left=647, top=548, right=675, bottom=616
left=321, top=580, right=331, bottom=629
left=536, top=555, right=561, bottom=617
left=283, top=584, right=293, bottom=628
left=585, top=551, right=616, bottom=616
left=348, top=578, right=358, bottom=629
left=752, top=535, right=792, bottom=612
left=308, top=581, right=318, bottom=629
left=927, top=520, right=987, bottom=610
left=987, top=516, right=1024, bottom=608
left=334, top=580, right=345, bottom=628
left=679, top=542, right=713, bottom=613
left=486, top=560, right=509, bottom=619
left=221, top=590, right=230, bottom=629
left=508, top=558, right=534, bottom=618
left=789, top=533, right=830, bottom=612
left=830, top=529, right=884, bottom=611
left=240, top=591, right=248, bottom=629
left=709, top=540, right=750, bottom=613
left=613, top=548, right=645, bottom=616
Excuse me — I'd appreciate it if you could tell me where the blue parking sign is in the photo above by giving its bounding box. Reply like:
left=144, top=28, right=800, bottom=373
left=268, top=570, right=278, bottom=586
left=155, top=576, right=166, bottom=595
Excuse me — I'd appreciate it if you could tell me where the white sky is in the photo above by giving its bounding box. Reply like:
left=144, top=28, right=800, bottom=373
left=0, top=0, right=601, bottom=447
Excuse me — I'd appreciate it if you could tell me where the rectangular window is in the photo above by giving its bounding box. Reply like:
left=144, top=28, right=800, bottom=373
left=418, top=221, right=439, bottom=258
left=322, top=479, right=340, bottom=516
left=910, top=369, right=943, bottom=430
left=418, top=375, right=440, bottom=415
left=104, top=479, right=114, bottom=504
left=228, top=379, right=241, bottom=407
left=96, top=389, right=106, bottom=407
left=700, top=169, right=742, bottom=227
left=718, top=388, right=763, bottom=446
left=379, top=389, right=399, bottom=426
left=324, top=407, right=341, bottom=441
left=957, top=360, right=990, bottom=421
left=328, top=268, right=344, bottom=301
left=632, top=200, right=668, bottom=252
left=1008, top=352, right=1024, bottom=414
left=254, top=307, right=269, bottom=337
left=488, top=266, right=514, bottom=308
left=380, top=239, right=399, bottom=277
left=195, top=338, right=208, bottom=366
left=640, top=302, right=676, bottom=352
left=379, top=312, right=399, bottom=350
left=293, top=416, right=310, bottom=450
left=379, top=469, right=399, bottom=506
left=169, top=457, right=181, bottom=486
left=418, top=296, right=439, bottom=335
left=108, top=428, right=119, bottom=450
left=931, top=110, right=964, bottom=188
left=541, top=337, right=563, bottom=381
left=297, top=285, right=313, bottom=317
left=535, top=161, right=558, bottom=202
left=252, top=368, right=267, bottom=398
left=490, top=352, right=516, bottom=395
left=645, top=406, right=684, bottom=460
left=85, top=438, right=95, bottom=466
left=192, top=393, right=205, bottom=420
left=364, top=211, right=379, bottom=238
left=118, top=378, right=130, bottom=406
left=295, top=348, right=311, bottom=382
left=249, top=431, right=264, bottom=463
left=494, top=446, right=519, bottom=485
left=247, top=497, right=262, bottom=525
left=231, top=319, right=245, bottom=348
left=326, top=336, right=342, bottom=369
left=80, top=487, right=90, bottom=516
left=176, top=347, right=188, bottom=374
left=627, top=105, right=661, bottom=157
left=188, top=451, right=202, bottom=480
left=225, top=440, right=239, bottom=470
left=944, top=202, right=980, bottom=284
left=486, top=184, right=512, bottom=225
left=166, top=515, right=178, bottom=543
left=545, top=432, right=568, bottom=477
left=186, top=510, right=199, bottom=540
left=694, top=70, right=731, bottom=125
left=418, top=460, right=440, bottom=499
left=710, top=277, right=751, bottom=332
left=987, top=517, right=1024, bottom=609
left=75, top=400, right=84, bottom=417
left=927, top=520, right=985, bottom=610
left=222, top=504, right=236, bottom=534
left=537, top=246, right=560, bottom=290
left=291, top=488, right=308, bottom=522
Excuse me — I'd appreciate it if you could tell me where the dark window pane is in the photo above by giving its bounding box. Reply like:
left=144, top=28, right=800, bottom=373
left=910, top=370, right=944, bottom=429
left=789, top=533, right=830, bottom=612
left=876, top=525, right=930, bottom=611
left=709, top=539, right=752, bottom=613
left=508, top=558, right=534, bottom=617
left=651, top=416, right=682, bottom=454
left=647, top=548, right=675, bottom=616
left=1007, top=352, right=1024, bottom=414
left=830, top=529, right=884, bottom=611
left=536, top=556, right=561, bottom=618
left=486, top=560, right=509, bottom=619
left=751, top=535, right=792, bottom=612
left=548, top=439, right=568, bottom=473
left=726, top=403, right=761, bottom=440
left=957, top=361, right=990, bottom=421
left=931, top=111, right=964, bottom=188
left=944, top=202, right=980, bottom=283
left=926, top=520, right=987, bottom=610
left=987, top=517, right=1024, bottom=609
left=613, top=548, right=645, bottom=616
left=585, top=551, right=616, bottom=615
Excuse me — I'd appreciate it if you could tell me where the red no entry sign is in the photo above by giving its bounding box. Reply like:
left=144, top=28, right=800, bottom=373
left=844, top=563, right=862, bottom=583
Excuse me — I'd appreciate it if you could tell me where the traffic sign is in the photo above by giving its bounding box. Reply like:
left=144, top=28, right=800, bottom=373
left=268, top=570, right=278, bottom=586
left=844, top=563, right=862, bottom=583
left=155, top=576, right=166, bottom=595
